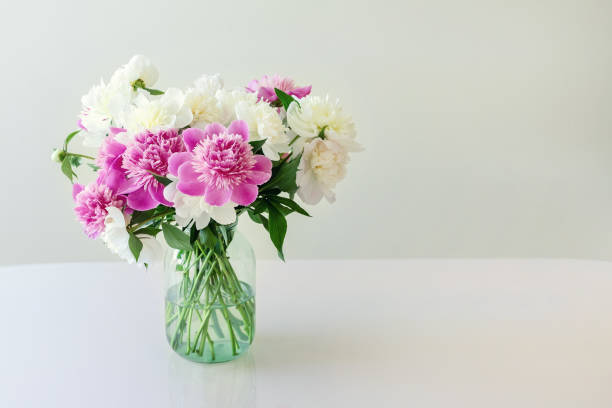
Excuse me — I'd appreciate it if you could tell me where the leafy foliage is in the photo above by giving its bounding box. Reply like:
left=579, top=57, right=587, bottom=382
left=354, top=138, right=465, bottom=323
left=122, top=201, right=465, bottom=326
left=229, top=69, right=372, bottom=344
left=63, top=130, right=80, bottom=151
left=266, top=201, right=287, bottom=261
left=249, top=139, right=267, bottom=154
left=274, top=88, right=300, bottom=111
left=162, top=222, right=192, bottom=251
left=61, top=156, right=76, bottom=182
left=260, top=154, right=301, bottom=196
left=128, top=233, right=143, bottom=261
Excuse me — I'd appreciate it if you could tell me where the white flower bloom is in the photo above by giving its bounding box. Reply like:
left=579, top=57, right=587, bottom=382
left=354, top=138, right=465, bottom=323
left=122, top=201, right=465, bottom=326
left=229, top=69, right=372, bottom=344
left=217, top=89, right=289, bottom=160
left=163, top=181, right=237, bottom=228
left=287, top=95, right=361, bottom=154
left=101, top=207, right=161, bottom=266
left=109, top=54, right=159, bottom=90
left=78, top=79, right=131, bottom=147
left=184, top=74, right=225, bottom=129
left=296, top=139, right=349, bottom=204
left=119, top=88, right=193, bottom=141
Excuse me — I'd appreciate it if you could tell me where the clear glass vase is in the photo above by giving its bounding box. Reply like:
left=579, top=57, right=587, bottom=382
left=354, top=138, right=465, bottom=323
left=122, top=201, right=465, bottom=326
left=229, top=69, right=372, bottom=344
left=164, top=224, right=255, bottom=363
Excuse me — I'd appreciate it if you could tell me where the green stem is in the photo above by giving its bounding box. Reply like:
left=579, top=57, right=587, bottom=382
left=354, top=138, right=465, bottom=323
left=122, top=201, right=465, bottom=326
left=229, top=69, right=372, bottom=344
left=128, top=209, right=174, bottom=232
left=65, top=152, right=95, bottom=160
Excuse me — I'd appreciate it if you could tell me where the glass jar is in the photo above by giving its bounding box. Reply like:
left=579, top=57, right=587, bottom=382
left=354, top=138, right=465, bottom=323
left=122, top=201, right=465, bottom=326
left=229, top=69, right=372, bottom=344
left=163, top=223, right=255, bottom=363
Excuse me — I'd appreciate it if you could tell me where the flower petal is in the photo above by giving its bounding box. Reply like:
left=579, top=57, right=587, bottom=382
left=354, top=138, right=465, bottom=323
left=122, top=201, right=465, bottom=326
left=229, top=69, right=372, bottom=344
left=72, top=183, right=84, bottom=200
left=230, top=183, right=258, bottom=206
left=252, top=155, right=272, bottom=173
left=227, top=120, right=249, bottom=141
left=150, top=182, right=173, bottom=206
left=127, top=187, right=159, bottom=211
left=168, top=152, right=192, bottom=177
left=258, top=87, right=277, bottom=102
left=246, top=170, right=271, bottom=185
left=182, top=128, right=205, bottom=151
left=202, top=122, right=226, bottom=139
left=290, top=85, right=312, bottom=99
left=177, top=163, right=206, bottom=196
left=210, top=203, right=237, bottom=225
left=205, top=186, right=232, bottom=206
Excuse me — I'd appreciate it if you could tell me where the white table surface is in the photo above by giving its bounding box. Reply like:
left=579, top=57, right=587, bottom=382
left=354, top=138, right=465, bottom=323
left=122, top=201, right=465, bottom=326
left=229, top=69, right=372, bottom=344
left=1, top=259, right=612, bottom=407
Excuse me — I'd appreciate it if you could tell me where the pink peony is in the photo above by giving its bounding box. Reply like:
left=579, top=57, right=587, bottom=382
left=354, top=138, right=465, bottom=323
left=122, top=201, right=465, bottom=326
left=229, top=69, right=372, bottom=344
left=246, top=75, right=311, bottom=103
left=121, top=129, right=186, bottom=211
left=168, top=120, right=272, bottom=206
left=73, top=179, right=126, bottom=239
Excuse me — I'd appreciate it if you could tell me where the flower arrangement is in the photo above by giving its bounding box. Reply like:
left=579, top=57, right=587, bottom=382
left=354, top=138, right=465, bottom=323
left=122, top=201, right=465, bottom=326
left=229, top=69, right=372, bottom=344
left=52, top=55, right=361, bottom=362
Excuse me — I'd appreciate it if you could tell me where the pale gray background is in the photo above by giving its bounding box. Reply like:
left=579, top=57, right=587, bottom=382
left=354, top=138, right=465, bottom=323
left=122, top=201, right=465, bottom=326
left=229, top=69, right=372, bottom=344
left=1, top=0, right=611, bottom=264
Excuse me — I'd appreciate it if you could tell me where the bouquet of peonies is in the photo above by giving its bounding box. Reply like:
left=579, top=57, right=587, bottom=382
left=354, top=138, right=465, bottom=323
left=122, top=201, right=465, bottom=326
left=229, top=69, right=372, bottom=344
left=52, top=55, right=361, bottom=362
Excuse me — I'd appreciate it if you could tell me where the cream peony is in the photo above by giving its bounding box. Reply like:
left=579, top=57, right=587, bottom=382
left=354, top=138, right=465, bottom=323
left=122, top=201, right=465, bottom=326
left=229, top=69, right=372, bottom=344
left=119, top=88, right=193, bottom=141
left=286, top=94, right=361, bottom=154
left=101, top=207, right=161, bottom=266
left=296, top=139, right=349, bottom=204
left=78, top=79, right=131, bottom=147
left=110, top=54, right=159, bottom=90
left=217, top=89, right=289, bottom=160
left=184, top=74, right=225, bottom=129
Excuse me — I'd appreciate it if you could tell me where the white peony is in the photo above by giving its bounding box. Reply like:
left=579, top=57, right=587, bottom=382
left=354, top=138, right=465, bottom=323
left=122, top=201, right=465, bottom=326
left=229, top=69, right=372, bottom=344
left=217, top=89, right=289, bottom=160
left=163, top=181, right=237, bottom=228
left=78, top=79, right=131, bottom=147
left=109, top=54, right=159, bottom=90
left=101, top=207, right=161, bottom=266
left=296, top=139, right=349, bottom=204
left=286, top=94, right=361, bottom=154
left=184, top=74, right=225, bottom=129
left=77, top=55, right=160, bottom=148
left=119, top=88, right=193, bottom=141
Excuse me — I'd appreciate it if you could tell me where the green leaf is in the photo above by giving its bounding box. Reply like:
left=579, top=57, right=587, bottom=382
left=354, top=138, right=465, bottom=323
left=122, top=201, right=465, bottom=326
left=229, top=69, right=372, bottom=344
left=134, top=227, right=161, bottom=236
left=248, top=210, right=269, bottom=230
left=162, top=223, right=193, bottom=251
left=249, top=139, right=267, bottom=153
left=261, top=154, right=301, bottom=195
left=144, top=87, right=164, bottom=95
left=63, top=130, right=80, bottom=151
left=154, top=174, right=172, bottom=186
left=70, top=156, right=81, bottom=167
left=274, top=88, right=300, bottom=111
left=128, top=233, right=143, bottom=261
left=267, top=202, right=287, bottom=261
left=251, top=199, right=267, bottom=214
left=270, top=196, right=311, bottom=217
left=198, top=227, right=219, bottom=249
left=87, top=163, right=101, bottom=171
left=61, top=156, right=75, bottom=182
left=130, top=209, right=156, bottom=225
left=147, top=171, right=172, bottom=186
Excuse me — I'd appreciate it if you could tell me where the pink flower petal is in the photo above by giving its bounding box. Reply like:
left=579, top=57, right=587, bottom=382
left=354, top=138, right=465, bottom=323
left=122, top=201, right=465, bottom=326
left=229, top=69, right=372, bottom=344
left=252, top=155, right=272, bottom=173
left=109, top=127, right=126, bottom=136
left=168, top=152, right=192, bottom=177
left=290, top=85, right=312, bottom=99
left=245, top=79, right=259, bottom=93
left=227, top=120, right=249, bottom=142
left=205, top=186, right=232, bottom=206
left=150, top=182, right=172, bottom=206
left=177, top=162, right=206, bottom=196
left=182, top=128, right=206, bottom=152
left=127, top=187, right=158, bottom=211
left=72, top=183, right=84, bottom=200
left=231, top=183, right=258, bottom=206
left=202, top=122, right=226, bottom=139
left=117, top=177, right=140, bottom=195
left=258, top=87, right=277, bottom=102
left=246, top=170, right=271, bottom=185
